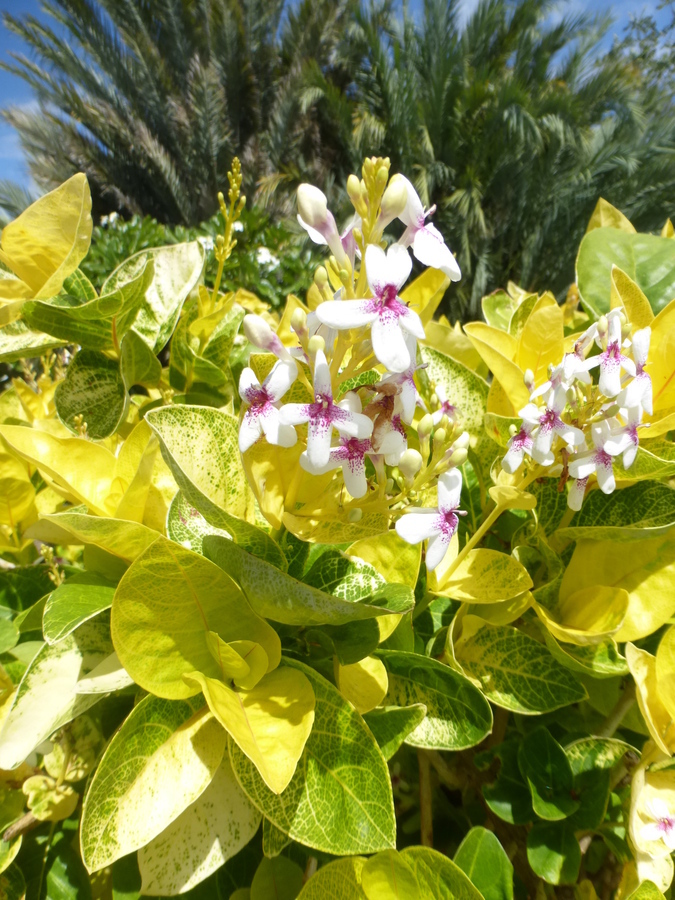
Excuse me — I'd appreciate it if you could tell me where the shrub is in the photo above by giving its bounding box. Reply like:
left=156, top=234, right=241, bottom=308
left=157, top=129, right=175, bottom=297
left=0, top=159, right=673, bottom=899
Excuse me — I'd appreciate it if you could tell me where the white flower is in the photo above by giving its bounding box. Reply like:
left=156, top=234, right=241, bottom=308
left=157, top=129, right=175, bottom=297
left=278, top=350, right=373, bottom=467
left=430, top=384, right=457, bottom=427
left=640, top=798, right=675, bottom=852
left=395, top=468, right=466, bottom=571
left=392, top=175, right=461, bottom=282
left=315, top=244, right=424, bottom=373
left=238, top=361, right=298, bottom=453
left=618, top=326, right=652, bottom=415
left=584, top=311, right=636, bottom=397
left=256, top=246, right=280, bottom=269
left=378, top=333, right=421, bottom=424
left=604, top=404, right=645, bottom=469
left=297, top=184, right=349, bottom=267
left=519, top=386, right=585, bottom=465
left=502, top=422, right=535, bottom=474
left=300, top=433, right=373, bottom=499
left=567, top=476, right=588, bottom=512
left=568, top=421, right=617, bottom=495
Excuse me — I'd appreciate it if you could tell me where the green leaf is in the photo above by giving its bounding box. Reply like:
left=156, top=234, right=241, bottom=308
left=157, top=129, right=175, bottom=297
left=204, top=537, right=412, bottom=627
left=27, top=512, right=158, bottom=564
left=559, top=483, right=675, bottom=542
left=543, top=633, right=628, bottom=679
left=612, top=446, right=675, bottom=482
left=296, top=858, right=366, bottom=900
left=111, top=536, right=280, bottom=699
left=482, top=291, right=515, bottom=331
left=526, top=820, right=581, bottom=885
left=54, top=349, right=127, bottom=439
left=377, top=650, right=492, bottom=750
left=43, top=572, right=116, bottom=644
left=81, top=694, right=226, bottom=873
left=0, top=620, right=18, bottom=654
left=0, top=618, right=111, bottom=769
left=361, top=849, right=420, bottom=899
left=517, top=727, right=579, bottom=821
left=137, top=755, right=261, bottom=896
left=480, top=740, right=534, bottom=825
left=0, top=864, right=25, bottom=900
left=262, top=818, right=290, bottom=858
left=0, top=319, right=63, bottom=363
left=437, top=549, right=532, bottom=602
left=363, top=705, right=428, bottom=760
left=454, top=618, right=587, bottom=713
left=166, top=491, right=231, bottom=555
left=251, top=856, right=304, bottom=900
left=305, top=618, right=381, bottom=666
left=63, top=268, right=97, bottom=301
left=121, top=242, right=204, bottom=352
left=564, top=738, right=631, bottom=830
left=576, top=227, right=675, bottom=316
left=120, top=328, right=161, bottom=389
left=454, top=827, right=514, bottom=900
left=528, top=479, right=569, bottom=536
left=420, top=347, right=500, bottom=481
left=229, top=657, right=396, bottom=855
left=303, top=550, right=385, bottom=601
left=401, top=847, right=484, bottom=900
left=627, top=882, right=667, bottom=900
left=0, top=565, right=55, bottom=612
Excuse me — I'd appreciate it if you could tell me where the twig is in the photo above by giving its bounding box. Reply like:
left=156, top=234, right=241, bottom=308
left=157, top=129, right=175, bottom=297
left=597, top=683, right=636, bottom=738
left=418, top=749, right=434, bottom=847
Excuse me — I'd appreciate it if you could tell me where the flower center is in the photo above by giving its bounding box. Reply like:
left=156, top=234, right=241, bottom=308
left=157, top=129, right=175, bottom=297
left=247, top=387, right=271, bottom=409
left=438, top=509, right=459, bottom=537
left=380, top=284, right=400, bottom=308
left=658, top=816, right=675, bottom=834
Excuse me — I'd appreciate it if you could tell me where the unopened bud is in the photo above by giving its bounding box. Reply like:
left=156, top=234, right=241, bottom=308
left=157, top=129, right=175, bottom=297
left=348, top=508, right=363, bottom=523
left=244, top=314, right=274, bottom=349
left=297, top=184, right=328, bottom=228
left=347, top=175, right=362, bottom=204
left=385, top=478, right=394, bottom=493
left=308, top=335, right=325, bottom=356
left=399, top=449, right=423, bottom=480
left=448, top=447, right=468, bottom=468
left=417, top=414, right=434, bottom=437
left=598, top=315, right=608, bottom=334
left=433, top=428, right=447, bottom=448
left=291, top=308, right=307, bottom=335
left=376, top=167, right=388, bottom=188
left=452, top=431, right=471, bottom=451
left=523, top=369, right=535, bottom=390
left=566, top=386, right=576, bottom=405
left=363, top=158, right=375, bottom=178
left=217, top=191, right=224, bottom=205
left=430, top=393, right=438, bottom=408
left=380, top=175, right=408, bottom=220
left=314, top=266, right=328, bottom=288
left=339, top=268, right=350, bottom=285
left=621, top=321, right=631, bottom=341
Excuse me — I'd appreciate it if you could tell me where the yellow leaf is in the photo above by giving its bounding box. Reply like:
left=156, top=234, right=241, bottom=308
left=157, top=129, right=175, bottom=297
left=560, top=533, right=675, bottom=642
left=488, top=485, right=537, bottom=510
left=0, top=270, right=33, bottom=303
left=516, top=295, right=564, bottom=389
left=626, top=645, right=675, bottom=755
left=206, top=633, right=268, bottom=691
left=242, top=439, right=304, bottom=530
left=487, top=378, right=517, bottom=417
left=185, top=667, right=315, bottom=794
left=533, top=585, right=629, bottom=645
left=0, top=174, right=92, bottom=299
left=361, top=849, right=420, bottom=899
left=422, top=320, right=487, bottom=375
left=401, top=267, right=449, bottom=326
left=347, top=531, right=421, bottom=588
left=656, top=626, right=675, bottom=723
left=661, top=219, right=674, bottom=238
left=277, top=293, right=309, bottom=346
left=467, top=591, right=532, bottom=626
left=585, top=198, right=636, bottom=234
left=648, top=298, right=675, bottom=413
left=610, top=267, right=654, bottom=330
left=336, top=656, right=388, bottom=714
left=463, top=323, right=529, bottom=410
left=435, top=548, right=533, bottom=602
left=26, top=511, right=158, bottom=563
left=0, top=425, right=116, bottom=515
left=111, top=420, right=159, bottom=523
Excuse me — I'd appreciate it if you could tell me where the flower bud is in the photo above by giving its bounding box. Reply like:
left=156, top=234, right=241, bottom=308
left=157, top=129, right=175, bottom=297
left=523, top=369, right=535, bottom=390
left=399, top=449, right=423, bottom=480
left=363, top=158, right=375, bottom=178
left=291, top=308, right=307, bottom=335
left=348, top=508, right=363, bottom=523
left=297, top=184, right=329, bottom=229
left=598, top=315, right=608, bottom=337
left=417, top=414, right=434, bottom=438
left=376, top=167, right=388, bottom=188
left=385, top=477, right=394, bottom=493
left=347, top=175, right=362, bottom=205
left=380, top=176, right=408, bottom=219
left=447, top=447, right=468, bottom=468
left=452, top=431, right=471, bottom=451
left=308, top=335, right=325, bottom=356
left=314, top=266, right=328, bottom=288
left=433, top=428, right=447, bottom=447
left=243, top=314, right=293, bottom=362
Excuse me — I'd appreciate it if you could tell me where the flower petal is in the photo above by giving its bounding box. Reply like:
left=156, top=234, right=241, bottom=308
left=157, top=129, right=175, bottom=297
left=342, top=456, right=367, bottom=499
left=395, top=510, right=440, bottom=545
left=385, top=243, right=413, bottom=291
left=397, top=175, right=425, bottom=227
left=278, top=402, right=313, bottom=426
left=313, top=348, right=333, bottom=398
left=261, top=408, right=297, bottom=448
left=568, top=453, right=596, bottom=480
left=315, top=298, right=377, bottom=331
left=567, top=477, right=587, bottom=511
left=334, top=410, right=374, bottom=440
left=365, top=244, right=388, bottom=294
left=371, top=315, right=411, bottom=373
left=502, top=446, right=525, bottom=474
left=438, top=467, right=462, bottom=512
left=300, top=451, right=340, bottom=476
left=413, top=225, right=461, bottom=281
left=398, top=305, right=426, bottom=341
left=595, top=457, right=615, bottom=494
left=307, top=416, right=334, bottom=467
left=297, top=215, right=328, bottom=246
left=265, top=359, right=297, bottom=401
left=239, top=410, right=263, bottom=453
left=239, top=367, right=261, bottom=402
left=425, top=531, right=451, bottom=571
left=632, top=327, right=651, bottom=367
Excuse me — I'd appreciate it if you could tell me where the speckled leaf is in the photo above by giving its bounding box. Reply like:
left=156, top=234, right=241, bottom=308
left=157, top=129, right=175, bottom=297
left=559, top=482, right=675, bottom=542
left=120, top=328, right=161, bottom=389
left=111, top=536, right=280, bottom=699
left=303, top=550, right=385, bottom=601
left=0, top=617, right=111, bottom=769
left=27, top=512, right=158, bottom=564
left=363, top=705, right=428, bottom=760
left=204, top=536, right=413, bottom=627
left=420, top=347, right=500, bottom=481
left=80, top=695, right=226, bottom=873
left=401, top=847, right=484, bottom=900
left=262, top=818, right=290, bottom=858
left=229, top=658, right=395, bottom=855
left=543, top=633, right=628, bottom=679
left=454, top=617, right=587, bottom=713
left=166, top=491, right=231, bottom=556
left=138, top=755, right=260, bottom=896
left=528, top=479, right=569, bottom=535
left=613, top=446, right=675, bottom=482
left=296, top=858, right=366, bottom=899
left=437, top=549, right=532, bottom=602
left=43, top=572, right=116, bottom=644
left=55, top=349, right=127, bottom=439
left=378, top=650, right=492, bottom=750
left=0, top=319, right=63, bottom=363
left=121, top=242, right=205, bottom=352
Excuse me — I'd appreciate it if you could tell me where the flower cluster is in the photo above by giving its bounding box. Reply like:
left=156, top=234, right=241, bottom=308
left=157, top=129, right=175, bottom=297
left=502, top=308, right=651, bottom=509
left=236, top=158, right=468, bottom=572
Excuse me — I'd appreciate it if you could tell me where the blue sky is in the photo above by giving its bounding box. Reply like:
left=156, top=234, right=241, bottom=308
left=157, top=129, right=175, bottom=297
left=0, top=0, right=670, bottom=189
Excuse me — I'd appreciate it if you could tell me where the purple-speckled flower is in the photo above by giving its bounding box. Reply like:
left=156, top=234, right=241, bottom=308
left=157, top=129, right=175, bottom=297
left=395, top=468, right=466, bottom=571
left=618, top=327, right=652, bottom=414
left=519, top=386, right=585, bottom=465
left=568, top=421, right=617, bottom=495
left=393, top=175, right=461, bottom=282
left=300, top=435, right=373, bottom=498
left=314, top=244, right=424, bottom=373
left=238, top=361, right=298, bottom=453
left=278, top=350, right=373, bottom=467
left=584, top=310, right=636, bottom=397
left=502, top=422, right=535, bottom=474
left=641, top=798, right=675, bottom=852
left=567, top=475, right=589, bottom=512
left=605, top=404, right=645, bottom=469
